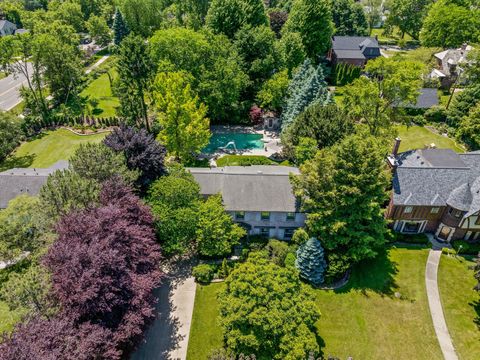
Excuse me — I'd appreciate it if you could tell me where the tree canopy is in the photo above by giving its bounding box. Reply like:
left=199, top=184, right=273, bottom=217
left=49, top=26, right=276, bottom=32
left=0, top=111, right=22, bottom=162
left=332, top=0, right=369, bottom=36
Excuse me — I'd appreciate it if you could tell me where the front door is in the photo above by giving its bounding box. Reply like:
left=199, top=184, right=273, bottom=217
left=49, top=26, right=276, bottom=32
left=438, top=226, right=452, bottom=241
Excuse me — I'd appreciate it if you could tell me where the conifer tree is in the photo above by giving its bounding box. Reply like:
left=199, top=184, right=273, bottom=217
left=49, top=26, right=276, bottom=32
left=295, top=237, right=327, bottom=286
left=113, top=8, right=129, bottom=46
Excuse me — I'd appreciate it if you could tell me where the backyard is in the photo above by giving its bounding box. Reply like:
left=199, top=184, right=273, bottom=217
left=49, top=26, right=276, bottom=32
left=186, top=247, right=443, bottom=360
left=80, top=70, right=119, bottom=118
left=438, top=255, right=480, bottom=360
left=0, top=128, right=108, bottom=170
left=396, top=125, right=465, bottom=153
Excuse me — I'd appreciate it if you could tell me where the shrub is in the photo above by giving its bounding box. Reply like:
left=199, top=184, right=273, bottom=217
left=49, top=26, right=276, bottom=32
left=216, top=155, right=275, bottom=167
left=393, top=233, right=430, bottom=245
left=193, top=264, right=215, bottom=284
left=333, top=63, right=361, bottom=86
left=452, top=240, right=480, bottom=255
left=265, top=239, right=290, bottom=266
left=442, top=247, right=457, bottom=256
left=424, top=106, right=447, bottom=123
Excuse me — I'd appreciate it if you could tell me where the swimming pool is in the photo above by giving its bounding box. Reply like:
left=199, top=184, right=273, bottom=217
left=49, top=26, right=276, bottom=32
left=203, top=133, right=264, bottom=153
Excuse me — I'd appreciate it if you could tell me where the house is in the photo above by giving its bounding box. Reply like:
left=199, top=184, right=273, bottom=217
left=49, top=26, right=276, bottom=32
left=0, top=161, right=69, bottom=209
left=14, top=28, right=29, bottom=35
left=189, top=166, right=306, bottom=240
left=386, top=140, right=480, bottom=242
left=328, top=36, right=381, bottom=67
left=394, top=88, right=439, bottom=110
left=429, top=44, right=473, bottom=88
left=0, top=20, right=17, bottom=37
left=262, top=111, right=280, bottom=130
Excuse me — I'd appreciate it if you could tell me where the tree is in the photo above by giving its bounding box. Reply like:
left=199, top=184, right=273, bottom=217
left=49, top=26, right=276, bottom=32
left=257, top=69, right=289, bottom=112
left=113, top=8, right=129, bottom=45
left=147, top=172, right=201, bottom=255
left=53, top=1, right=85, bottom=32
left=387, top=0, right=432, bottom=40
left=206, top=0, right=268, bottom=39
left=291, top=132, right=391, bottom=279
left=447, top=84, right=480, bottom=125
left=295, top=137, right=318, bottom=165
left=86, top=15, right=111, bottom=47
left=474, top=253, right=480, bottom=292
left=295, top=237, right=327, bottom=286
left=0, top=316, right=120, bottom=360
left=283, top=0, right=333, bottom=59
left=280, top=59, right=330, bottom=131
left=119, top=0, right=163, bottom=37
left=281, top=103, right=354, bottom=160
left=153, top=71, right=210, bottom=162
left=104, top=124, right=167, bottom=188
left=234, top=25, right=279, bottom=92
left=0, top=195, right=45, bottom=262
left=275, top=31, right=306, bottom=74
left=0, top=111, right=22, bottom=162
left=44, top=180, right=162, bottom=351
left=149, top=27, right=248, bottom=122
left=196, top=195, right=246, bottom=257
left=420, top=0, right=480, bottom=48
left=116, top=34, right=152, bottom=130
left=457, top=103, right=480, bottom=150
left=0, top=264, right=55, bottom=319
left=69, top=143, right=139, bottom=185
left=219, top=252, right=320, bottom=359
left=39, top=170, right=100, bottom=219
left=268, top=9, right=288, bottom=37
left=342, top=57, right=423, bottom=135
left=332, top=0, right=369, bottom=36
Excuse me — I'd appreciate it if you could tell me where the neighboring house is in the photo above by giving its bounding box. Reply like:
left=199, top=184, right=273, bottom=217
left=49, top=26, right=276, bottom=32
left=328, top=36, right=381, bottom=67
left=14, top=28, right=29, bottom=35
left=189, top=166, right=306, bottom=240
left=395, top=88, right=439, bottom=110
left=386, top=140, right=480, bottom=242
left=0, top=20, right=17, bottom=37
left=0, top=161, right=68, bottom=209
left=429, top=44, right=473, bottom=88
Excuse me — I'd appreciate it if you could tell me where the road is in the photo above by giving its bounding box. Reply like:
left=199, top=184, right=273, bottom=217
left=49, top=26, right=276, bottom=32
left=0, top=64, right=33, bottom=111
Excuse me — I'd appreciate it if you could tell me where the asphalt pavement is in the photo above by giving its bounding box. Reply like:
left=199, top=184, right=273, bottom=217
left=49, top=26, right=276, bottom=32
left=0, top=63, right=32, bottom=111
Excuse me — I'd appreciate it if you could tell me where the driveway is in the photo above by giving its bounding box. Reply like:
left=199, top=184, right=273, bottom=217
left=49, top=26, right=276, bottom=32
left=131, top=259, right=197, bottom=360
left=0, top=63, right=33, bottom=111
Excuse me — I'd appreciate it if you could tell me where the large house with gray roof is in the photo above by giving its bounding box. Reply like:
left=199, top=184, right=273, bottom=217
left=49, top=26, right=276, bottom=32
left=327, top=36, right=381, bottom=67
left=386, top=140, right=480, bottom=242
left=0, top=20, right=17, bottom=37
left=189, top=166, right=305, bottom=240
left=0, top=161, right=68, bottom=209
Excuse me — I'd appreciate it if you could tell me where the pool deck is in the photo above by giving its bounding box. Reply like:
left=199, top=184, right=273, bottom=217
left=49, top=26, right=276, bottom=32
left=207, top=126, right=282, bottom=164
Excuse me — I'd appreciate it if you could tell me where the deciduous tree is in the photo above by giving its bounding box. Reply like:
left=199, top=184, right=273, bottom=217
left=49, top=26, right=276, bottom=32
left=0, top=112, right=22, bottom=162
left=332, top=0, right=369, bottom=36
left=257, top=69, right=290, bottom=112
left=457, top=103, right=480, bottom=150
left=387, top=0, right=432, bottom=40
left=86, top=15, right=111, bottom=47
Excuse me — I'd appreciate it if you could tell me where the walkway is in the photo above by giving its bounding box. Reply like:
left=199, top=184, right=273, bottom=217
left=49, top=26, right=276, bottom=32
left=425, top=249, right=459, bottom=360
left=85, top=55, right=110, bottom=75
left=131, top=259, right=196, bottom=360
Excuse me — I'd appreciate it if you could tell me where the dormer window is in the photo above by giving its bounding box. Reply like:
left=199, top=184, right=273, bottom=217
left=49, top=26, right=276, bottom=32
left=404, top=206, right=413, bottom=214
left=448, top=207, right=463, bottom=218
left=431, top=207, right=440, bottom=214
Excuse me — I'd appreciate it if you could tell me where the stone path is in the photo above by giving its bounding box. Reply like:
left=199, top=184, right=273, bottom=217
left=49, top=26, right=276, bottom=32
left=425, top=249, right=459, bottom=360
left=131, top=261, right=197, bottom=360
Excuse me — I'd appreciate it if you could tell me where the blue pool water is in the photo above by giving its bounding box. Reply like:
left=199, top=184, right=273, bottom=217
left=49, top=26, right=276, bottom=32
left=203, top=133, right=264, bottom=153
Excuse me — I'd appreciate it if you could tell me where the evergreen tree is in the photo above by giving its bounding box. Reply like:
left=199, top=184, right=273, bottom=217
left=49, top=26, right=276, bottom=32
left=280, top=59, right=330, bottom=131
left=295, top=237, right=327, bottom=286
left=113, top=8, right=129, bottom=45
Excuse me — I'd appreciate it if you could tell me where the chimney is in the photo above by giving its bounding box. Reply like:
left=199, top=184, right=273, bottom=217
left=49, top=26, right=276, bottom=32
left=461, top=43, right=468, bottom=50
left=392, top=137, right=401, bottom=157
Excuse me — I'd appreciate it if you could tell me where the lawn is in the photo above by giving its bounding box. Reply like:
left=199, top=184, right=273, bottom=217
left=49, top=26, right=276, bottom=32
left=396, top=125, right=465, bottom=153
left=438, top=255, right=480, bottom=360
left=186, top=283, right=224, bottom=360
left=81, top=70, right=119, bottom=118
left=1, top=128, right=108, bottom=170
left=186, top=247, right=442, bottom=360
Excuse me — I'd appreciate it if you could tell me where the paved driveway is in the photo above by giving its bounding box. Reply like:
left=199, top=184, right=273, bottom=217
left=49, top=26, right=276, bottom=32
left=131, top=260, right=197, bottom=360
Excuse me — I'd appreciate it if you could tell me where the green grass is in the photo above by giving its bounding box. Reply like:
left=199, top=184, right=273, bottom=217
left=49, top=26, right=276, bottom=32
left=396, top=125, right=465, bottom=153
left=187, top=248, right=442, bottom=359
left=81, top=70, right=119, bottom=118
left=371, top=28, right=414, bottom=45
left=1, top=128, right=107, bottom=170
left=438, top=255, right=480, bottom=360
left=186, top=283, right=225, bottom=360
left=216, top=155, right=278, bottom=167
left=314, top=247, right=441, bottom=359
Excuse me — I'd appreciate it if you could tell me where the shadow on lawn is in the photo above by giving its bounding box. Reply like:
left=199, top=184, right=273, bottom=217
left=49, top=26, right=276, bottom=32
left=335, top=249, right=399, bottom=296
left=472, top=300, right=480, bottom=330
left=0, top=154, right=35, bottom=172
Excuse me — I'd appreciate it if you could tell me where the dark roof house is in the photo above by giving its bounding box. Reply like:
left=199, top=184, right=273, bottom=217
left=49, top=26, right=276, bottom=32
left=0, top=20, right=17, bottom=37
left=0, top=161, right=68, bottom=208
left=394, top=88, right=439, bottom=110
left=328, top=36, right=381, bottom=67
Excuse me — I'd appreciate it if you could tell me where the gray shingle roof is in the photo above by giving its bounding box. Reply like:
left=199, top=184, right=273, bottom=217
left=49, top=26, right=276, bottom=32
left=392, top=150, right=480, bottom=217
left=188, top=166, right=300, bottom=212
left=331, top=36, right=380, bottom=60
left=0, top=161, right=69, bottom=209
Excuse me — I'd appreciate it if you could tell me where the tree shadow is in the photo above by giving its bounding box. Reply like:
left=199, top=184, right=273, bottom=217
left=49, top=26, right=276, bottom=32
left=0, top=154, right=35, bottom=172
left=472, top=300, right=480, bottom=330
left=334, top=249, right=399, bottom=296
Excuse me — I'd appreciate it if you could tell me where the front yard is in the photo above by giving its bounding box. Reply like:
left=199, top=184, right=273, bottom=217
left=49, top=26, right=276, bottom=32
left=186, top=247, right=442, bottom=359
left=438, top=255, right=480, bottom=359
left=0, top=128, right=108, bottom=170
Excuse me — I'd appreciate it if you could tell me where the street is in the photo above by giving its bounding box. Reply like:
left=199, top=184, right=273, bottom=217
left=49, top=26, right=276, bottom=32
left=0, top=63, right=32, bottom=111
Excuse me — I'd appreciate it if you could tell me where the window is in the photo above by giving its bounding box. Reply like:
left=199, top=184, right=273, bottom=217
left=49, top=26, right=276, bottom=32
left=259, top=227, right=270, bottom=237
left=286, top=212, right=295, bottom=221
left=431, top=207, right=440, bottom=214
left=261, top=212, right=270, bottom=221
left=284, top=228, right=296, bottom=239
left=403, top=222, right=421, bottom=233
left=404, top=206, right=413, bottom=214
left=449, top=208, right=463, bottom=218
left=235, top=211, right=245, bottom=220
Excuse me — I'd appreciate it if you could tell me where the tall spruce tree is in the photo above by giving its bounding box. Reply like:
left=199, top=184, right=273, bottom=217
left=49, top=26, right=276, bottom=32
left=295, top=237, right=327, bottom=286
left=113, top=8, right=129, bottom=46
